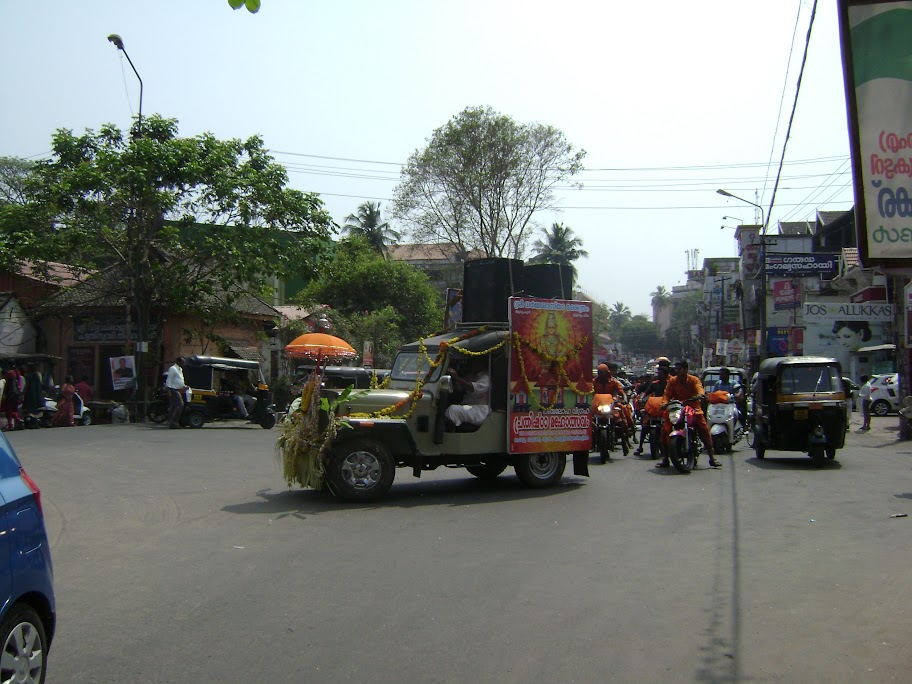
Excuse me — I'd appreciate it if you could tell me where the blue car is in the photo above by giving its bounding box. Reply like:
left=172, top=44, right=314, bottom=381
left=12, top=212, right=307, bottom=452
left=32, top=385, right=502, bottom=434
left=0, top=432, right=55, bottom=683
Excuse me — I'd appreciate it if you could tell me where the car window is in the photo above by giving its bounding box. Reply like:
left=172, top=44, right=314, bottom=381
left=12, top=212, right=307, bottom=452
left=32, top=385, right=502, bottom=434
left=391, top=352, right=437, bottom=382
left=779, top=365, right=840, bottom=394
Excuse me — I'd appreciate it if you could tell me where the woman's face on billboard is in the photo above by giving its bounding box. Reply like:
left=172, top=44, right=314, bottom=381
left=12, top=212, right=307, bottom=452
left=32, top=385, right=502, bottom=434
left=834, top=326, right=864, bottom=351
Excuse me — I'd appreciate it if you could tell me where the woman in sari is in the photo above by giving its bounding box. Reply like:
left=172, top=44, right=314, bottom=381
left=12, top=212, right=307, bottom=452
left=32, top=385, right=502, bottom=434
left=53, top=375, right=76, bottom=427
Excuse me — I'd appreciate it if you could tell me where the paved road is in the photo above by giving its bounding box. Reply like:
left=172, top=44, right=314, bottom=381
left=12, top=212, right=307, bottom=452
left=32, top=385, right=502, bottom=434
left=6, top=411, right=912, bottom=683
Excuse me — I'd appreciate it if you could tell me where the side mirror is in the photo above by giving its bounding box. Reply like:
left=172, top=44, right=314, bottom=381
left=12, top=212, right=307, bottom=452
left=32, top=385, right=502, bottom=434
left=440, top=375, right=454, bottom=394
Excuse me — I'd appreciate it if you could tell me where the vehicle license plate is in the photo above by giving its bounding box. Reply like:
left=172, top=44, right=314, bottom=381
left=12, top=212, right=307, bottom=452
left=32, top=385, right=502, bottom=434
left=794, top=409, right=808, bottom=420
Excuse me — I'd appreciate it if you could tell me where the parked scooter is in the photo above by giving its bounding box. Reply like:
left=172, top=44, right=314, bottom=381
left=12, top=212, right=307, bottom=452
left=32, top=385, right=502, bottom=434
left=664, top=396, right=702, bottom=473
left=706, top=390, right=743, bottom=454
left=42, top=391, right=92, bottom=426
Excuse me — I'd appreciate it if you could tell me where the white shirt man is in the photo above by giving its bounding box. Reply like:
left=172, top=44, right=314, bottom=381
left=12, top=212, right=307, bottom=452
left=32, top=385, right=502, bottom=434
left=165, top=357, right=187, bottom=428
left=445, top=360, right=491, bottom=427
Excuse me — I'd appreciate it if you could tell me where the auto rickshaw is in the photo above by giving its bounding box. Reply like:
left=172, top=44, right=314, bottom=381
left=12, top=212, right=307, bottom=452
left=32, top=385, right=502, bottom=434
left=751, top=356, right=847, bottom=466
left=181, top=356, right=277, bottom=429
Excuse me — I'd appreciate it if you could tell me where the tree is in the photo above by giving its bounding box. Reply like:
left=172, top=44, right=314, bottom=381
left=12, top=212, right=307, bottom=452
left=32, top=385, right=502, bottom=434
left=228, top=0, right=261, bottom=12
left=2, top=115, right=333, bottom=406
left=393, top=106, right=585, bottom=258
left=529, top=222, right=588, bottom=281
left=0, top=157, right=35, bottom=207
left=342, top=201, right=401, bottom=257
left=664, top=292, right=702, bottom=360
left=296, top=238, right=442, bottom=366
left=650, top=285, right=671, bottom=310
left=617, top=316, right=660, bottom=355
left=608, top=302, right=632, bottom=334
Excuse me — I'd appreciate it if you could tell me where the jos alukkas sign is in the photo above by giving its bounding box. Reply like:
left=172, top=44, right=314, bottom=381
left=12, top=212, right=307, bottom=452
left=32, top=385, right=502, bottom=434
left=803, top=301, right=894, bottom=322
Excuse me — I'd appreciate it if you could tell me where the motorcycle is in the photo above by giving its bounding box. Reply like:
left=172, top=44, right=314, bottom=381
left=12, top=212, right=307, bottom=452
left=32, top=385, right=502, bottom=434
left=592, top=393, right=629, bottom=463
left=664, top=396, right=702, bottom=473
left=147, top=385, right=170, bottom=424
left=641, top=395, right=665, bottom=459
left=22, top=396, right=57, bottom=429
left=707, top=390, right=743, bottom=454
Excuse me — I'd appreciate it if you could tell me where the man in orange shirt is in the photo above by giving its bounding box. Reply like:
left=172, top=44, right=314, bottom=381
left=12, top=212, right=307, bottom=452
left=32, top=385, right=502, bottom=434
left=657, top=359, right=720, bottom=469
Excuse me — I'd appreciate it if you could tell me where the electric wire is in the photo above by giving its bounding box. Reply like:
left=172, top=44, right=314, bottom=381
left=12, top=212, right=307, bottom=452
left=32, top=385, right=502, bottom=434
left=762, top=0, right=805, bottom=205
left=764, top=0, right=820, bottom=232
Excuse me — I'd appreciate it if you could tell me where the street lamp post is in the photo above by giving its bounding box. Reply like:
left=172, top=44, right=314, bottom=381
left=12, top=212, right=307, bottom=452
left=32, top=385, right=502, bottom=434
left=717, top=189, right=768, bottom=362
left=108, top=34, right=145, bottom=419
left=107, top=34, right=143, bottom=135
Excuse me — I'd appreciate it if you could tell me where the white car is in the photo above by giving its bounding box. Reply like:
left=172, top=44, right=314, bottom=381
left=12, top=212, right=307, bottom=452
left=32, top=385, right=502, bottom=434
left=868, top=373, right=900, bottom=416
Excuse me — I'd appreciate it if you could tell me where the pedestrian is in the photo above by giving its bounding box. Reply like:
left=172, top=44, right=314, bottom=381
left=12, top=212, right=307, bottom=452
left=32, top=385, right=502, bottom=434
left=165, top=357, right=188, bottom=429
left=21, top=363, right=45, bottom=419
left=52, top=375, right=76, bottom=427
left=1, top=363, right=22, bottom=431
left=859, top=375, right=872, bottom=430
left=74, top=375, right=94, bottom=403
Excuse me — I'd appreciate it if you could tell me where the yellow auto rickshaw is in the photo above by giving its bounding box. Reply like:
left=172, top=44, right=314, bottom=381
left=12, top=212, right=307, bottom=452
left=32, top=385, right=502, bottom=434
left=751, top=356, right=847, bottom=467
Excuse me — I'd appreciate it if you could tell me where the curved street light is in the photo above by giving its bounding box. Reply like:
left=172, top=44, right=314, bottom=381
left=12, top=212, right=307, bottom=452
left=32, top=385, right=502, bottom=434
left=107, top=34, right=143, bottom=136
left=717, top=189, right=769, bottom=363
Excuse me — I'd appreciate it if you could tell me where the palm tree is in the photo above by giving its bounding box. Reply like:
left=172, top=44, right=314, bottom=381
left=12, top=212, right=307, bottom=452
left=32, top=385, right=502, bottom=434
left=342, top=201, right=401, bottom=257
left=650, top=285, right=671, bottom=309
left=608, top=301, right=632, bottom=333
left=529, top=222, right=588, bottom=280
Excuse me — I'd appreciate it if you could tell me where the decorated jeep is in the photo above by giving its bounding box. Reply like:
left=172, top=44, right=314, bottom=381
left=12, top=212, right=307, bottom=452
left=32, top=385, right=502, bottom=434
left=278, top=298, right=595, bottom=503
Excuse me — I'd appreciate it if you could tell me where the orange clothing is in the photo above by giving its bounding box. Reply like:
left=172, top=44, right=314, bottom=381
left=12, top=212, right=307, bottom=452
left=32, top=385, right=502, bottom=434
left=594, top=376, right=625, bottom=399
left=663, top=374, right=705, bottom=414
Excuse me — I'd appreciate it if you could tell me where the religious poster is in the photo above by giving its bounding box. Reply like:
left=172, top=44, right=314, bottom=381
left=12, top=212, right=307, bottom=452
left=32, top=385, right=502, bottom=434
left=508, top=297, right=593, bottom=454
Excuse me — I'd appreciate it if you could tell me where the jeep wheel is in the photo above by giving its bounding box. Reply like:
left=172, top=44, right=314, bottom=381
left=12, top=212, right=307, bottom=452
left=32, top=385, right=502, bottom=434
left=326, top=439, right=395, bottom=502
left=514, top=453, right=566, bottom=488
left=466, top=464, right=507, bottom=480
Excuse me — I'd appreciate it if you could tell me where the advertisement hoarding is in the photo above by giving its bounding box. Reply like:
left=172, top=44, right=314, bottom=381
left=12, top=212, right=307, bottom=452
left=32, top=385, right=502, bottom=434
left=508, top=298, right=593, bottom=454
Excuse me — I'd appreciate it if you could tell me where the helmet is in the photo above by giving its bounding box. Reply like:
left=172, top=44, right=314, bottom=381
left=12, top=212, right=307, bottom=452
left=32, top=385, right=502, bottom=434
left=655, top=356, right=671, bottom=368
left=597, top=363, right=609, bottom=373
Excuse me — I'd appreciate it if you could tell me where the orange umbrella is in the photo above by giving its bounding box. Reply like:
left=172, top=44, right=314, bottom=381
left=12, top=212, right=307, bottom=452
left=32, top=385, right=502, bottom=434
left=285, top=332, right=357, bottom=361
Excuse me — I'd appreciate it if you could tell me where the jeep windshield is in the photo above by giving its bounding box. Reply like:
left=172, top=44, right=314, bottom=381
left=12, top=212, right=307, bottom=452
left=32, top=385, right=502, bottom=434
left=390, top=352, right=439, bottom=383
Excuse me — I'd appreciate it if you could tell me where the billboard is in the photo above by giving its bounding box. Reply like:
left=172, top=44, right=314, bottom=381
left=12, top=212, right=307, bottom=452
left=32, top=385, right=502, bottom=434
left=773, top=279, right=801, bottom=310
left=508, top=297, right=593, bottom=454
left=839, top=0, right=912, bottom=265
left=803, top=299, right=893, bottom=370
left=765, top=253, right=838, bottom=277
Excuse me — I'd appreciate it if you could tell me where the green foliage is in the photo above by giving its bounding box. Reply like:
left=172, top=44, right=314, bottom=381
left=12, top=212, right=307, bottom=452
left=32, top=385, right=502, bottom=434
left=529, top=222, right=588, bottom=281
left=617, top=316, right=660, bottom=355
left=342, top=201, right=401, bottom=257
left=607, top=302, right=632, bottom=335
left=393, top=106, right=585, bottom=259
left=296, top=238, right=442, bottom=367
left=228, top=0, right=260, bottom=13
left=9, top=115, right=333, bottom=320
left=650, top=285, right=671, bottom=309
left=664, top=292, right=702, bottom=358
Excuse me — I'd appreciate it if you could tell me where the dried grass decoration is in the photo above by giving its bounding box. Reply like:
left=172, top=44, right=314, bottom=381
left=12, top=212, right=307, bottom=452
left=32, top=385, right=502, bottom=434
left=275, top=370, right=355, bottom=490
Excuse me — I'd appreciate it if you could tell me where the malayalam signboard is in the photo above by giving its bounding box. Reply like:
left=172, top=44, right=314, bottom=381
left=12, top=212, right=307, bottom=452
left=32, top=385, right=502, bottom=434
left=839, top=0, right=912, bottom=265
left=508, top=297, right=593, bottom=454
left=773, top=279, right=801, bottom=310
left=765, top=253, right=838, bottom=277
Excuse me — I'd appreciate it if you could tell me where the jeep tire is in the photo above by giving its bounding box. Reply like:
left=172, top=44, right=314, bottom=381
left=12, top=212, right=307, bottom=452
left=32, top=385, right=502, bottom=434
left=514, top=452, right=566, bottom=488
left=326, top=439, right=395, bottom=502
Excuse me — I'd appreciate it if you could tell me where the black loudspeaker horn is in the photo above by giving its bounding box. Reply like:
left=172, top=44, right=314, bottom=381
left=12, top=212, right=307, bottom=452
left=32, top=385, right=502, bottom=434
left=524, top=263, right=573, bottom=299
left=462, top=258, right=525, bottom=323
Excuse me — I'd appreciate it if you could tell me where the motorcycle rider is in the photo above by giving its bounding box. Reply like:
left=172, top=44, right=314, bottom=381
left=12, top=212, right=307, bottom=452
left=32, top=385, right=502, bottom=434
left=594, top=362, right=634, bottom=445
left=656, top=359, right=721, bottom=469
left=634, top=362, right=670, bottom=455
left=708, top=367, right=745, bottom=427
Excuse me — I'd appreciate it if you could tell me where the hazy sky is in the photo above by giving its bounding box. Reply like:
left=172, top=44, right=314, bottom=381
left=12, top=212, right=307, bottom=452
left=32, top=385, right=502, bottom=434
left=1, top=1, right=853, bottom=316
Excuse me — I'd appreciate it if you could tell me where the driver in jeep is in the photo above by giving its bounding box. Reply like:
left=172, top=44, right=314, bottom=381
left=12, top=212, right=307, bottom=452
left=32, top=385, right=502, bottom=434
left=445, top=356, right=491, bottom=430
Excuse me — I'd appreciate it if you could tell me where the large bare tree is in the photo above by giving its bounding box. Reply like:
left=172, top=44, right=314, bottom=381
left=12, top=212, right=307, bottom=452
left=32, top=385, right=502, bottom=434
left=393, top=106, right=585, bottom=258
